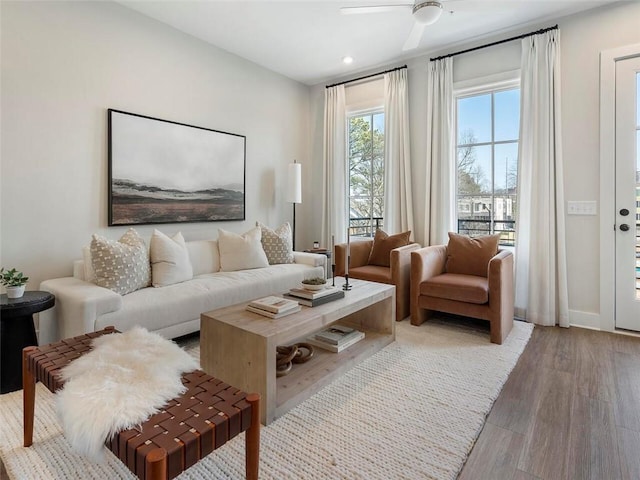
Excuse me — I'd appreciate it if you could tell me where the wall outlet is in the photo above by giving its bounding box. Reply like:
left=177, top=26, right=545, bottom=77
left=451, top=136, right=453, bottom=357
left=567, top=201, right=597, bottom=215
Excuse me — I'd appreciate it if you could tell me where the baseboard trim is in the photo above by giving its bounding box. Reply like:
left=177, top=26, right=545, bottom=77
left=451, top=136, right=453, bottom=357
left=569, top=310, right=601, bottom=330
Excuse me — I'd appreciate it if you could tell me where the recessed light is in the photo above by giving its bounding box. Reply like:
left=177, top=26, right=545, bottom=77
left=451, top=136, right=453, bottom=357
left=342, top=56, right=354, bottom=65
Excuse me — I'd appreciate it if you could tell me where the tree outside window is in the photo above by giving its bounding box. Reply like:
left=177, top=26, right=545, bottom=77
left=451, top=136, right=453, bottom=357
left=348, top=111, right=384, bottom=237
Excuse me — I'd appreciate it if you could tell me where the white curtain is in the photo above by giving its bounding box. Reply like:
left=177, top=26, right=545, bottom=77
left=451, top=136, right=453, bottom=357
left=383, top=69, right=414, bottom=235
left=424, top=57, right=455, bottom=246
left=321, top=85, right=347, bottom=248
left=515, top=29, right=569, bottom=327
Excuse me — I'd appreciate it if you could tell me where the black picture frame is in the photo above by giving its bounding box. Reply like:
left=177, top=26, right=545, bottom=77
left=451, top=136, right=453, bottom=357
left=108, top=109, right=246, bottom=226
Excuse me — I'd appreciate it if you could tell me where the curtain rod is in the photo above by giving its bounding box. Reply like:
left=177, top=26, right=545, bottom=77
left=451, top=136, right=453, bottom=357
left=325, top=64, right=407, bottom=89
left=430, top=24, right=558, bottom=62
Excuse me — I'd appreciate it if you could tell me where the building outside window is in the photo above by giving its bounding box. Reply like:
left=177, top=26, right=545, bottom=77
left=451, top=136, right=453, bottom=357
left=348, top=111, right=385, bottom=237
left=456, top=85, right=520, bottom=246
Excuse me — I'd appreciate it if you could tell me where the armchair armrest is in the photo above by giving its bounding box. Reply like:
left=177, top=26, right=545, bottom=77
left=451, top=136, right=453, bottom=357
left=390, top=243, right=422, bottom=284
left=390, top=243, right=421, bottom=321
left=488, top=250, right=514, bottom=343
left=410, top=245, right=447, bottom=325
left=39, top=277, right=123, bottom=344
left=334, top=240, right=373, bottom=276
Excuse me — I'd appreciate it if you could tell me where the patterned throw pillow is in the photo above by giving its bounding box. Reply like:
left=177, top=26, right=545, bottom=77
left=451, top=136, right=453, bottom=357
left=257, top=222, right=294, bottom=264
left=90, top=228, right=151, bottom=295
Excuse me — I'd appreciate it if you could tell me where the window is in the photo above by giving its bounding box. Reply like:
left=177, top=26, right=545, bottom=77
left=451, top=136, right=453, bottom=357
left=456, top=85, right=520, bottom=246
left=348, top=111, right=384, bottom=237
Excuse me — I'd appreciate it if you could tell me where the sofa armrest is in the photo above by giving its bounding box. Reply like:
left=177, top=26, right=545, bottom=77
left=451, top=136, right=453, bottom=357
left=293, top=251, right=327, bottom=268
left=410, top=245, right=447, bottom=324
left=334, top=240, right=373, bottom=276
left=39, top=277, right=123, bottom=344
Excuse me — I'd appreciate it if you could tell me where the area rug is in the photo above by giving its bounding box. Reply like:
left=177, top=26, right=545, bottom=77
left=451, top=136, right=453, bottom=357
left=0, top=319, right=533, bottom=480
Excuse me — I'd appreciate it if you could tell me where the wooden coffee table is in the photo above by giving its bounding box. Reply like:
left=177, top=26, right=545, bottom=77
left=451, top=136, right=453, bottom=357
left=200, top=278, right=395, bottom=424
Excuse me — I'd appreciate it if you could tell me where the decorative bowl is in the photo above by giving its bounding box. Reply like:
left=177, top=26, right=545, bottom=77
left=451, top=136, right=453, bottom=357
left=301, top=283, right=326, bottom=291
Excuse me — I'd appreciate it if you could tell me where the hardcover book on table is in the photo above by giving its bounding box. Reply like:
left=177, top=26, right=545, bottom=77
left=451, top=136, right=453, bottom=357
left=246, top=305, right=301, bottom=318
left=314, top=324, right=359, bottom=345
left=248, top=296, right=299, bottom=314
left=287, top=286, right=341, bottom=300
left=306, top=331, right=365, bottom=353
left=282, top=290, right=344, bottom=307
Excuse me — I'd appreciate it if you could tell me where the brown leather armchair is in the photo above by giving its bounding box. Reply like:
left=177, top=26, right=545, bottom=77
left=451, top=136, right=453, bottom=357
left=335, top=239, right=421, bottom=321
left=410, top=243, right=514, bottom=344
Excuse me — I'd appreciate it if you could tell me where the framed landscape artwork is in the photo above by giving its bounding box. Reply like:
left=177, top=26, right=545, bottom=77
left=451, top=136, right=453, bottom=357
left=108, top=109, right=246, bottom=226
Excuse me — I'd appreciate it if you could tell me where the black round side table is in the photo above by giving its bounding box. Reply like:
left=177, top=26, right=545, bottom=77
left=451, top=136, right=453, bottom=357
left=1, top=291, right=55, bottom=394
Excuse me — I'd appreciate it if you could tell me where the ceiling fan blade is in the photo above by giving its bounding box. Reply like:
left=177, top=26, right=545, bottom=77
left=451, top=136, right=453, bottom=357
left=340, top=4, right=412, bottom=15
left=402, top=22, right=426, bottom=51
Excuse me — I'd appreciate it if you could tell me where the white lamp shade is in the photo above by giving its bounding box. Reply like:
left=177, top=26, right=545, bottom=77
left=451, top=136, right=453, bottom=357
left=286, top=162, right=302, bottom=204
left=413, top=2, right=442, bottom=25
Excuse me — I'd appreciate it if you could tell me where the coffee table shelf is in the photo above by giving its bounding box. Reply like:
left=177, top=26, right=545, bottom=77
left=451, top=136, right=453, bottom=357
left=276, top=329, right=390, bottom=418
left=200, top=279, right=395, bottom=424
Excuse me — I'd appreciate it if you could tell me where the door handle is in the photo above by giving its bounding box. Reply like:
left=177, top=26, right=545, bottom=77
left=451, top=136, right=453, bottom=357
left=619, top=224, right=630, bottom=232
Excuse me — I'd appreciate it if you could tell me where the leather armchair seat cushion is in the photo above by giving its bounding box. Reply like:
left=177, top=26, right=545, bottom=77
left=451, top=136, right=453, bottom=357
left=420, top=273, right=489, bottom=304
left=349, top=265, right=392, bottom=284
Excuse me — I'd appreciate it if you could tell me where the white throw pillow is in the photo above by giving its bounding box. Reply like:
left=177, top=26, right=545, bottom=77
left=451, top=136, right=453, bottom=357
left=218, top=227, right=269, bottom=272
left=90, top=228, right=150, bottom=295
left=185, top=240, right=220, bottom=276
left=149, top=230, right=193, bottom=287
left=257, top=221, right=294, bottom=265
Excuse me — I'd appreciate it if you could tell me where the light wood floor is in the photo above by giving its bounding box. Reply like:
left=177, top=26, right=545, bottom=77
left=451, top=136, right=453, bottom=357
left=459, top=323, right=640, bottom=480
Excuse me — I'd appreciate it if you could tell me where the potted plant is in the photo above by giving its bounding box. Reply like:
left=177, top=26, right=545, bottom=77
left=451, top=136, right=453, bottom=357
left=1, top=267, right=29, bottom=299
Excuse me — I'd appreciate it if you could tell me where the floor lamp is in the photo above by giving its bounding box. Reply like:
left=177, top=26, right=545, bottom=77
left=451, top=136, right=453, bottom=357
left=286, top=161, right=302, bottom=251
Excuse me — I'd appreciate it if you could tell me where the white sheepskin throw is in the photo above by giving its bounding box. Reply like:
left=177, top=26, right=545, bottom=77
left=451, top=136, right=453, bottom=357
left=55, top=327, right=199, bottom=461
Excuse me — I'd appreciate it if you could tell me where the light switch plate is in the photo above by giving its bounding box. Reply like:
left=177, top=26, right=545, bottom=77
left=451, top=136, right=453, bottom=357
left=567, top=201, right=597, bottom=215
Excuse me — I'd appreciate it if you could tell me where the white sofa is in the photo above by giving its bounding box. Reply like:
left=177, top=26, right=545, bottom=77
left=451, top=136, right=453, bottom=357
left=39, top=239, right=326, bottom=344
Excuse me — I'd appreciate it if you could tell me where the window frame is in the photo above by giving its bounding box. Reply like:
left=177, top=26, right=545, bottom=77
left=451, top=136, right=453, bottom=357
left=346, top=107, right=385, bottom=238
left=453, top=71, right=520, bottom=247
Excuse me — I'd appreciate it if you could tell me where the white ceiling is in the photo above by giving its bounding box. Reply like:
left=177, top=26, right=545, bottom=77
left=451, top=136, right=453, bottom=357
left=118, top=0, right=616, bottom=85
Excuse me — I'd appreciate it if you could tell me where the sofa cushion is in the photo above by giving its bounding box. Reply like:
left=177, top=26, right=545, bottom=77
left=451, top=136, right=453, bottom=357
left=218, top=227, right=269, bottom=272
left=185, top=240, right=220, bottom=276
left=445, top=232, right=500, bottom=278
left=257, top=222, right=294, bottom=265
left=150, top=230, right=193, bottom=287
left=421, top=273, right=489, bottom=304
left=94, top=263, right=324, bottom=335
left=90, top=228, right=150, bottom=295
left=368, top=229, right=411, bottom=267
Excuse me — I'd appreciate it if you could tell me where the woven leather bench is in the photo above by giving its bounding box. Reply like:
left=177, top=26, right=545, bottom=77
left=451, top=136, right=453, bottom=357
left=22, top=326, right=260, bottom=480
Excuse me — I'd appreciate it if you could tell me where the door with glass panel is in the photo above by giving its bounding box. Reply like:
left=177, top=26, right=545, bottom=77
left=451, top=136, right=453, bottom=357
left=615, top=56, right=640, bottom=331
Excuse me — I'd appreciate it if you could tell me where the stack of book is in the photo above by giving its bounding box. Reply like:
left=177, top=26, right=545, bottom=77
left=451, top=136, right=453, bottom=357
left=283, top=286, right=345, bottom=307
left=246, top=296, right=301, bottom=318
left=306, top=324, right=365, bottom=353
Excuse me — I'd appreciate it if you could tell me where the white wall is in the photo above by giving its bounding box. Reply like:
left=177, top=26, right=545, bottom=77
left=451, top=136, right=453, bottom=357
left=0, top=1, right=310, bottom=290
left=307, top=2, right=640, bottom=330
